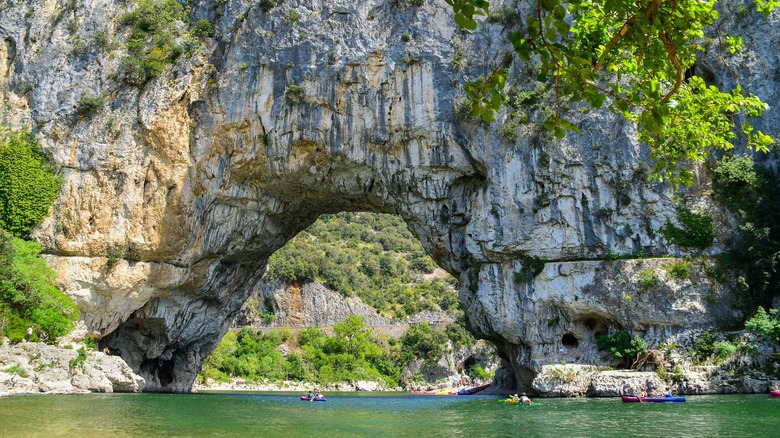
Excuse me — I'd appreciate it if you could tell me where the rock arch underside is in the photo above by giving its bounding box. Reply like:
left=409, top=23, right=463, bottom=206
left=0, top=0, right=776, bottom=392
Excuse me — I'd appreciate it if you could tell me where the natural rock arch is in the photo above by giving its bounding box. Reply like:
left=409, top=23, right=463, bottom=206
left=0, top=0, right=771, bottom=392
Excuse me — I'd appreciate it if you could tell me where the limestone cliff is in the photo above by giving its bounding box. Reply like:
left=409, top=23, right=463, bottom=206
left=240, top=279, right=454, bottom=334
left=0, top=0, right=776, bottom=391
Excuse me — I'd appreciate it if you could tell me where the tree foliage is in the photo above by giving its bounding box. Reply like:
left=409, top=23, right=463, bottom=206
left=267, top=212, right=459, bottom=318
left=745, top=306, right=780, bottom=343
left=0, top=129, right=62, bottom=238
left=0, top=128, right=75, bottom=344
left=446, top=0, right=774, bottom=185
left=596, top=329, right=648, bottom=366
left=712, top=154, right=780, bottom=306
left=118, top=0, right=190, bottom=85
left=0, top=230, right=79, bottom=343
left=200, top=316, right=480, bottom=387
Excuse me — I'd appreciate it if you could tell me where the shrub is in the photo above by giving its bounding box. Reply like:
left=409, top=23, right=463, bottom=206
left=666, top=260, right=691, bottom=280
left=260, top=309, right=275, bottom=324
left=106, top=248, right=122, bottom=269
left=637, top=268, right=657, bottom=290
left=0, top=231, right=79, bottom=343
left=71, top=40, right=87, bottom=56
left=68, top=347, right=88, bottom=372
left=713, top=341, right=737, bottom=362
left=284, top=85, right=306, bottom=105
left=118, top=0, right=189, bottom=86
left=75, top=95, right=105, bottom=118
left=192, top=19, right=213, bottom=39
left=596, top=330, right=648, bottom=366
left=692, top=331, right=716, bottom=362
left=745, top=307, right=780, bottom=343
left=93, top=29, right=113, bottom=51
left=660, top=206, right=715, bottom=248
left=258, top=0, right=276, bottom=12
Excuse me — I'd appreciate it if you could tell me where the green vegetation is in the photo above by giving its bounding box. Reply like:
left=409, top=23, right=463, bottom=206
left=284, top=85, right=306, bottom=105
left=0, top=130, right=62, bottom=238
left=0, top=230, right=78, bottom=343
left=636, top=268, right=656, bottom=290
left=445, top=0, right=774, bottom=185
left=660, top=206, right=715, bottom=249
left=666, top=259, right=691, bottom=281
left=690, top=308, right=779, bottom=366
left=595, top=330, right=648, bottom=367
left=200, top=315, right=479, bottom=387
left=68, top=347, right=88, bottom=372
left=191, top=19, right=214, bottom=39
left=118, top=0, right=190, bottom=86
left=0, top=129, right=76, bottom=344
left=75, top=95, right=105, bottom=118
left=267, top=212, right=458, bottom=319
left=745, top=307, right=780, bottom=345
left=712, top=155, right=780, bottom=307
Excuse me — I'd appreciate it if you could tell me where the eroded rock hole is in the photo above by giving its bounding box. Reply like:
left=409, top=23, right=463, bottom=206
left=561, top=333, right=579, bottom=349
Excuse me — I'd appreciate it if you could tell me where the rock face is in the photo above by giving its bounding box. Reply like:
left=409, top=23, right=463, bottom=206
left=0, top=0, right=776, bottom=391
left=0, top=341, right=144, bottom=395
left=240, top=279, right=454, bottom=335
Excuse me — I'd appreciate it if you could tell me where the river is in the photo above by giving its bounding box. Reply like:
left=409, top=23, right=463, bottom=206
left=0, top=392, right=777, bottom=437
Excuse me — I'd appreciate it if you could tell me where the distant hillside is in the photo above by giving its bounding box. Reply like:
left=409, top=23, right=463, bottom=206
left=265, top=212, right=459, bottom=319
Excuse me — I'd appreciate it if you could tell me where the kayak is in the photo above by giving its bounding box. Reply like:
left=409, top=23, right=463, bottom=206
left=300, top=395, right=327, bottom=401
left=434, top=387, right=461, bottom=395
left=458, top=383, right=491, bottom=395
left=622, top=395, right=686, bottom=403
left=770, top=390, right=780, bottom=397
left=502, top=398, right=535, bottom=406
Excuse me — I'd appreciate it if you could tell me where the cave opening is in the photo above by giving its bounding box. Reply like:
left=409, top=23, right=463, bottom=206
left=561, top=333, right=579, bottom=349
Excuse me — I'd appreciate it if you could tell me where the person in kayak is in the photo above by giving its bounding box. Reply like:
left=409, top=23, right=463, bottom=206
left=520, top=393, right=531, bottom=404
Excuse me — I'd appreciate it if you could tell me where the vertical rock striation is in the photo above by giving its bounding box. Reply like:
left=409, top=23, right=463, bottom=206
left=0, top=0, right=776, bottom=391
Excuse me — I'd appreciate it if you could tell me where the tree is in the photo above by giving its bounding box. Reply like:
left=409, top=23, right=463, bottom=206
left=0, top=129, right=62, bottom=238
left=0, top=230, right=79, bottom=342
left=745, top=307, right=780, bottom=345
left=446, top=0, right=775, bottom=185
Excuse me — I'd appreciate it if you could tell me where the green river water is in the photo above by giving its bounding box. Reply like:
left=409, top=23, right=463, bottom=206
left=0, top=392, right=777, bottom=437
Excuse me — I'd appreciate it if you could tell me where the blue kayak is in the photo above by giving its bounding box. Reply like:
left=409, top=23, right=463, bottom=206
left=300, top=395, right=327, bottom=401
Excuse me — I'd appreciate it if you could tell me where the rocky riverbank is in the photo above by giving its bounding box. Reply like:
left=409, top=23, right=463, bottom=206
left=0, top=340, right=144, bottom=396
left=532, top=364, right=780, bottom=398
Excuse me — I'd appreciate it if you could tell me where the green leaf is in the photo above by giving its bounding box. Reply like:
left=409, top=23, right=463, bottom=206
left=454, top=12, right=477, bottom=30
left=541, top=0, right=558, bottom=12
left=553, top=4, right=566, bottom=20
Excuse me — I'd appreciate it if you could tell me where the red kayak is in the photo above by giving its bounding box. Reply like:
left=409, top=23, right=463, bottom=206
left=770, top=390, right=780, bottom=397
left=300, top=395, right=327, bottom=401
left=458, top=383, right=491, bottom=395
left=622, top=395, right=686, bottom=403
